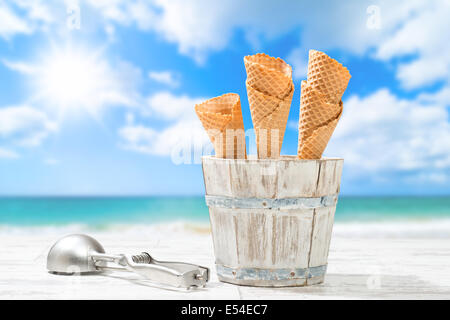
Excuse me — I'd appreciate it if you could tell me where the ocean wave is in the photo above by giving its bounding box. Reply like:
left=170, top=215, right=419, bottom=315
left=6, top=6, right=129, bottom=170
left=0, top=220, right=211, bottom=236
left=333, top=219, right=450, bottom=238
left=1, top=219, right=450, bottom=238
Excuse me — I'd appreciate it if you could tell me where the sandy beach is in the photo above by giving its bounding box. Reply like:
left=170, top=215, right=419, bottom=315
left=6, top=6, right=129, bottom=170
left=1, top=222, right=450, bottom=300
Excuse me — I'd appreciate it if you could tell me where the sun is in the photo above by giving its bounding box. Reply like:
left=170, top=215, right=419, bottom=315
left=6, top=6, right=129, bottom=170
left=42, top=52, right=95, bottom=105
left=34, top=45, right=111, bottom=118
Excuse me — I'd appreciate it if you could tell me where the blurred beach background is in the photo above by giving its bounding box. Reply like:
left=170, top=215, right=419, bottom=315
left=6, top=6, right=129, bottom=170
left=0, top=1, right=449, bottom=239
left=1, top=196, right=450, bottom=238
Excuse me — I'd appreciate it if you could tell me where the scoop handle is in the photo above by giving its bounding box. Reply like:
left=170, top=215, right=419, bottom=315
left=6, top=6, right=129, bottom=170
left=125, top=256, right=209, bottom=288
left=92, top=253, right=209, bottom=288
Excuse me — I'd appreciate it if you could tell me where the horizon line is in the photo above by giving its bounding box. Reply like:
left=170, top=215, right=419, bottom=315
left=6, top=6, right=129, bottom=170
left=0, top=194, right=449, bottom=198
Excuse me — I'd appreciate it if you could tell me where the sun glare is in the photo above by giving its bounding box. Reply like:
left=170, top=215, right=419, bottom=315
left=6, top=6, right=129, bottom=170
left=43, top=53, right=94, bottom=104
left=35, top=46, right=111, bottom=118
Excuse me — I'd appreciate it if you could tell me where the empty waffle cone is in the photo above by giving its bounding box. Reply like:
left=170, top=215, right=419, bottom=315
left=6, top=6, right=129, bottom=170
left=297, top=81, right=343, bottom=159
left=307, top=50, right=351, bottom=105
left=298, top=114, right=341, bottom=160
left=298, top=81, right=342, bottom=143
left=195, top=93, right=246, bottom=159
left=247, top=85, right=294, bottom=159
left=246, top=80, right=290, bottom=123
left=244, top=53, right=293, bottom=99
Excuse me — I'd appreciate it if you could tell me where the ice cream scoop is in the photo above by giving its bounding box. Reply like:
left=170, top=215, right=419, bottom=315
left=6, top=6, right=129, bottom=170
left=47, top=234, right=209, bottom=289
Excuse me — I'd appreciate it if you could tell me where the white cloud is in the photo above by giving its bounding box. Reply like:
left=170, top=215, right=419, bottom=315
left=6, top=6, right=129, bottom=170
left=0, top=1, right=59, bottom=38
left=85, top=0, right=157, bottom=30
left=2, top=59, right=38, bottom=74
left=286, top=48, right=308, bottom=79
left=324, top=89, right=450, bottom=182
left=284, top=1, right=448, bottom=86
left=0, top=3, right=32, bottom=38
left=119, top=120, right=209, bottom=158
left=418, top=87, right=450, bottom=107
left=148, top=70, right=180, bottom=87
left=0, top=147, right=19, bottom=159
left=405, top=172, right=448, bottom=185
left=0, top=105, right=57, bottom=147
left=119, top=91, right=210, bottom=158
left=145, top=91, right=204, bottom=119
left=14, top=0, right=54, bottom=24
left=119, top=125, right=157, bottom=152
left=374, top=1, right=450, bottom=89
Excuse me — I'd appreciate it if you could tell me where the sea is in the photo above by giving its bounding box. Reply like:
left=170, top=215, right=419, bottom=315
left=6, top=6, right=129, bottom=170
left=0, top=196, right=449, bottom=237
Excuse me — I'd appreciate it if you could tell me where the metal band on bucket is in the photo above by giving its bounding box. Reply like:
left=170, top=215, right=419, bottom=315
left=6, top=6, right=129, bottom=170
left=205, top=194, right=337, bottom=209
left=216, top=264, right=327, bottom=281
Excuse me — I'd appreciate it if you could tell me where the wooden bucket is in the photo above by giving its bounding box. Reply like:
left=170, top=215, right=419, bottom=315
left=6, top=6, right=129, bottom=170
left=202, top=155, right=344, bottom=287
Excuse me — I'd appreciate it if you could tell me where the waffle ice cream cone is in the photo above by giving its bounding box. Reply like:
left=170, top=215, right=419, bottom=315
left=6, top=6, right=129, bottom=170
left=297, top=50, right=350, bottom=159
left=195, top=93, right=246, bottom=159
left=298, top=81, right=342, bottom=142
left=246, top=80, right=285, bottom=123
left=244, top=53, right=294, bottom=158
left=257, top=94, right=293, bottom=159
left=298, top=115, right=341, bottom=159
left=307, top=50, right=351, bottom=105
left=251, top=85, right=294, bottom=159
left=244, top=54, right=293, bottom=99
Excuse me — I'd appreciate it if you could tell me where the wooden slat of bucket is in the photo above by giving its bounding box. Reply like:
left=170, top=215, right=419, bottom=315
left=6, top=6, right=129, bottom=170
left=315, top=159, right=344, bottom=197
left=210, top=208, right=314, bottom=269
left=271, top=209, right=314, bottom=269
left=202, top=157, right=234, bottom=197
left=309, top=206, right=336, bottom=268
left=209, top=207, right=239, bottom=266
left=228, top=161, right=278, bottom=198
left=277, top=160, right=320, bottom=198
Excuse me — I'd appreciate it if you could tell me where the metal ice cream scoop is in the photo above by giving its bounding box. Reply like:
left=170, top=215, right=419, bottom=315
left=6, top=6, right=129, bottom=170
left=47, top=234, right=209, bottom=289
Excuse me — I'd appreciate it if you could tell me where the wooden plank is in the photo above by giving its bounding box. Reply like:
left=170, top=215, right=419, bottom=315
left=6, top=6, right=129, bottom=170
left=308, top=206, right=336, bottom=267
left=209, top=208, right=239, bottom=266
left=228, top=160, right=278, bottom=198
left=233, top=209, right=273, bottom=268
left=202, top=157, right=232, bottom=196
left=276, top=159, right=320, bottom=198
left=315, top=159, right=344, bottom=197
left=270, top=209, right=313, bottom=269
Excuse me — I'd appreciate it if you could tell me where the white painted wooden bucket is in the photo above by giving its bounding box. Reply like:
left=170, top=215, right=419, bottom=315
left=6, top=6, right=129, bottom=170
left=202, top=155, right=344, bottom=287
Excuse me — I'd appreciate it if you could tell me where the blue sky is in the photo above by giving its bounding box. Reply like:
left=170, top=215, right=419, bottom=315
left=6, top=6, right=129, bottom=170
left=0, top=0, right=449, bottom=196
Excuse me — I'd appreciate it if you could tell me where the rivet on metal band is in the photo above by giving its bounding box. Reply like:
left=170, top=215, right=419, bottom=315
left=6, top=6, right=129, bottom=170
left=205, top=194, right=337, bottom=209
left=216, top=264, right=327, bottom=281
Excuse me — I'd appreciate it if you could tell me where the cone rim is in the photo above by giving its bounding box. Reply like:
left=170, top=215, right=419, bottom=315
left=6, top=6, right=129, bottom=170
left=308, top=49, right=351, bottom=80
left=244, top=53, right=292, bottom=78
left=195, top=92, right=240, bottom=116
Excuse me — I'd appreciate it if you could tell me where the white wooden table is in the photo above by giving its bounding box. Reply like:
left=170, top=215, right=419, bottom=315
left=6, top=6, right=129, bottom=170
left=1, top=227, right=450, bottom=299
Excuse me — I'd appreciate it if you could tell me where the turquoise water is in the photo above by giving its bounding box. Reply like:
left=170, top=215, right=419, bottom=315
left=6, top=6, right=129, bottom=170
left=0, top=196, right=449, bottom=226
